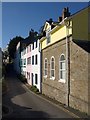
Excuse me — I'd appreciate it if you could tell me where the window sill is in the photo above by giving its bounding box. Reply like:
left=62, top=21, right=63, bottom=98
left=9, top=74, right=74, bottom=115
left=44, top=76, right=47, bottom=79
left=50, top=77, right=55, bottom=80
left=58, top=79, right=66, bottom=83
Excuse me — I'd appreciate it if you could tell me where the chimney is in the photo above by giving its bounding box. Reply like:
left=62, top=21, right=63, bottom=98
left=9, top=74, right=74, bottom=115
left=29, top=29, right=34, bottom=37
left=58, top=16, right=62, bottom=22
left=62, top=7, right=70, bottom=20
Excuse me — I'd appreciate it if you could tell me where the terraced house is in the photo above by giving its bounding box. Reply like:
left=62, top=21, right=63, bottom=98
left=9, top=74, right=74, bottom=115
left=20, top=30, right=41, bottom=92
left=39, top=7, right=90, bottom=114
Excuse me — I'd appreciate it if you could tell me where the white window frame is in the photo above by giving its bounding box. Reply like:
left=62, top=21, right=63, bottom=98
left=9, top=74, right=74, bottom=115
left=59, top=54, right=66, bottom=83
left=50, top=56, right=55, bottom=80
left=46, top=28, right=51, bottom=45
left=44, top=58, right=48, bottom=78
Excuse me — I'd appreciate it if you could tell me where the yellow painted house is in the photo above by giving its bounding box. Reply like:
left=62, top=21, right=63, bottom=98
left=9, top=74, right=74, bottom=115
left=39, top=6, right=90, bottom=115
left=40, top=18, right=72, bottom=50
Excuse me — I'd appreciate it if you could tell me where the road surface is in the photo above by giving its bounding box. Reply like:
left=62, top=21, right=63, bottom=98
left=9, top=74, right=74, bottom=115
left=2, top=65, right=76, bottom=119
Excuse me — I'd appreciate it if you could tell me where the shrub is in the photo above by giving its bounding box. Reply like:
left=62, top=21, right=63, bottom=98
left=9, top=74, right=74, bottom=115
left=30, top=85, right=39, bottom=93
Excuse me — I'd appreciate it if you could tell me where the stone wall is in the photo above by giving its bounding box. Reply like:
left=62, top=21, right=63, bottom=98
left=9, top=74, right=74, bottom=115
left=41, top=37, right=89, bottom=114
left=42, top=38, right=68, bottom=105
left=69, top=40, right=89, bottom=114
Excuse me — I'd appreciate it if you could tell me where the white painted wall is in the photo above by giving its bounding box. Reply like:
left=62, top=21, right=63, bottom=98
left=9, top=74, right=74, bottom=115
left=20, top=47, right=27, bottom=77
left=20, top=39, right=41, bottom=92
left=31, top=39, right=41, bottom=92
left=26, top=39, right=41, bottom=92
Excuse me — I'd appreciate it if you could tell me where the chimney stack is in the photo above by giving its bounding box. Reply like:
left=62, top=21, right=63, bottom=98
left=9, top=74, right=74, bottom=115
left=62, top=7, right=70, bottom=20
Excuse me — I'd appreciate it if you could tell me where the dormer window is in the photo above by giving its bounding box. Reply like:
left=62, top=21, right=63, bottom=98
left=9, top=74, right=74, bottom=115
left=46, top=28, right=51, bottom=44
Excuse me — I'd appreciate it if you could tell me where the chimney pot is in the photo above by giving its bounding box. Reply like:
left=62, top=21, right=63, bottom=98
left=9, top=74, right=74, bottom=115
left=62, top=7, right=70, bottom=20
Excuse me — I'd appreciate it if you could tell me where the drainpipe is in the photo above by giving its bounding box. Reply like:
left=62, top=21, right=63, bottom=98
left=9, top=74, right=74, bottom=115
left=65, top=20, right=71, bottom=107
left=65, top=23, right=69, bottom=106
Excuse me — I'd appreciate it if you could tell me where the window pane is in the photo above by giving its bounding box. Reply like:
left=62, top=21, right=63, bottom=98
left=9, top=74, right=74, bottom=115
left=62, top=70, right=66, bottom=79
left=62, top=62, right=65, bottom=70
left=44, top=59, right=48, bottom=76
left=60, top=55, right=65, bottom=61
left=35, top=74, right=38, bottom=84
left=52, top=61, right=54, bottom=69
left=32, top=56, right=34, bottom=65
left=45, top=70, right=47, bottom=76
left=45, top=62, right=47, bottom=69
left=35, top=55, right=38, bottom=64
left=51, top=70, right=54, bottom=77
left=60, top=62, right=62, bottom=69
left=60, top=71, right=63, bottom=79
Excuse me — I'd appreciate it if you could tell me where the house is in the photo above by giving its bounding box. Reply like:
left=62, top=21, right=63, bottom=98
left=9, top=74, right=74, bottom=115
left=39, top=6, right=90, bottom=114
left=20, top=30, right=41, bottom=92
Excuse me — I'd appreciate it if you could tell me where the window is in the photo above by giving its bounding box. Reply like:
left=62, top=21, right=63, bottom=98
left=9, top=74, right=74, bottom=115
left=29, top=45, right=31, bottom=51
left=44, top=58, right=48, bottom=77
left=35, top=74, right=38, bottom=84
left=24, top=58, right=26, bottom=66
left=27, top=57, right=31, bottom=65
left=23, top=49, right=26, bottom=55
left=32, top=42, right=34, bottom=50
left=35, top=55, right=38, bottom=65
left=32, top=56, right=34, bottom=65
left=36, top=40, right=38, bottom=48
left=46, top=28, right=51, bottom=44
left=50, top=56, right=55, bottom=79
left=20, top=59, right=23, bottom=66
left=59, top=54, right=66, bottom=83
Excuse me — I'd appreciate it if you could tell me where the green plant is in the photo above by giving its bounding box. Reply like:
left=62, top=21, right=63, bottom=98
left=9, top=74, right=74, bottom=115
left=30, top=85, right=39, bottom=93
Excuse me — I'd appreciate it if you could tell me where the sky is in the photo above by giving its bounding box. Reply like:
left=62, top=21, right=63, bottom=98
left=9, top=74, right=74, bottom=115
left=2, top=2, right=89, bottom=49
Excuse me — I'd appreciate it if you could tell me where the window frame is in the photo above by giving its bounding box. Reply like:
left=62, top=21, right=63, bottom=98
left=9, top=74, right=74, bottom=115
left=46, top=28, right=51, bottom=45
left=50, top=56, right=55, bottom=80
left=44, top=58, right=48, bottom=78
left=27, top=57, right=31, bottom=65
left=59, top=54, right=66, bottom=83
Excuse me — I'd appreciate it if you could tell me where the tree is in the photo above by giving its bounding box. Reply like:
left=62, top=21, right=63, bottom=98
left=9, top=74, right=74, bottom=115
left=8, top=36, right=24, bottom=59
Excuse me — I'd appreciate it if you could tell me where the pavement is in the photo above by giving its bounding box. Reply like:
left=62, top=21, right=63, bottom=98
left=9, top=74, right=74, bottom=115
left=2, top=64, right=89, bottom=119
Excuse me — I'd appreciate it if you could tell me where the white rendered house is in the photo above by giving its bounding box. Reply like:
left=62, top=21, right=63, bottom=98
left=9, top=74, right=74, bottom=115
left=26, top=39, right=41, bottom=92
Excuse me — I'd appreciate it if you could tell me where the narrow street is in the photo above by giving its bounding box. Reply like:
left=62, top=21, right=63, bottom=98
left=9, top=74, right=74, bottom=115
left=2, top=64, right=76, bottom=119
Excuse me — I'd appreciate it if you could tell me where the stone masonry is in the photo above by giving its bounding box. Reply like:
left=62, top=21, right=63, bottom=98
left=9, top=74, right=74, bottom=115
left=41, top=37, right=89, bottom=114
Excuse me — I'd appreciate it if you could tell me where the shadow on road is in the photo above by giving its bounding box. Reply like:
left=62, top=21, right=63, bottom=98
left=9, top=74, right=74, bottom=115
left=2, top=63, right=50, bottom=119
